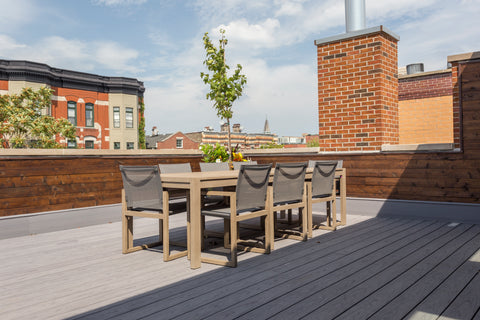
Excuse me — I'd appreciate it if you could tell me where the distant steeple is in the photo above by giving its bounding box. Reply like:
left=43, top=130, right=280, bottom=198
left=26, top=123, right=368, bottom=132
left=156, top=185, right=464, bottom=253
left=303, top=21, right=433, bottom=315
left=263, top=116, right=271, bottom=134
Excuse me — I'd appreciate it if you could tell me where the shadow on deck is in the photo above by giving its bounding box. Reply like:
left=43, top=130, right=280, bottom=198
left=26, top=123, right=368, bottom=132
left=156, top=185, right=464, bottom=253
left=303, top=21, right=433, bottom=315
left=64, top=217, right=480, bottom=320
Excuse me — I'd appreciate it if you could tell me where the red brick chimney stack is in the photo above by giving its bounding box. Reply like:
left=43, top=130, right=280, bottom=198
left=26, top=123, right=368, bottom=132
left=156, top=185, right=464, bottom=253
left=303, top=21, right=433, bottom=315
left=315, top=26, right=400, bottom=152
left=315, top=1, right=400, bottom=152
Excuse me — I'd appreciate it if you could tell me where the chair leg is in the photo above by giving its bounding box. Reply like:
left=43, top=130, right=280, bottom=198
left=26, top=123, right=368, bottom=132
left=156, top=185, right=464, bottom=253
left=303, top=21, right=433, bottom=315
left=265, top=214, right=272, bottom=253
left=230, top=217, right=238, bottom=267
left=163, top=214, right=170, bottom=262
left=224, top=219, right=231, bottom=248
left=331, top=198, right=337, bottom=230
left=201, top=215, right=206, bottom=251
left=187, top=193, right=191, bottom=260
left=326, top=201, right=332, bottom=227
left=158, top=219, right=163, bottom=243
left=122, top=214, right=133, bottom=254
left=300, top=207, right=307, bottom=241
left=273, top=211, right=278, bottom=233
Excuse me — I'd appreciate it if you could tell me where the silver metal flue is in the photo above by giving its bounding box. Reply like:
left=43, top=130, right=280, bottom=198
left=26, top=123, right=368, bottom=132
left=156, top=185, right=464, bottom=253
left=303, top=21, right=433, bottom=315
left=345, top=0, right=366, bottom=33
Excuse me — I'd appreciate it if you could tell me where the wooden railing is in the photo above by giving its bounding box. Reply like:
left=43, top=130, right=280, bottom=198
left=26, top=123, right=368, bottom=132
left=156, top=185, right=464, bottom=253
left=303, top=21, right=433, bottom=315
left=1, top=145, right=479, bottom=217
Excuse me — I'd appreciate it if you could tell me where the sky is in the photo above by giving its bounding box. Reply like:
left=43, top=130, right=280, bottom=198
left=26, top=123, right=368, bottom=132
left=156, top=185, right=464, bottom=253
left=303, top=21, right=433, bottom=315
left=1, top=0, right=479, bottom=137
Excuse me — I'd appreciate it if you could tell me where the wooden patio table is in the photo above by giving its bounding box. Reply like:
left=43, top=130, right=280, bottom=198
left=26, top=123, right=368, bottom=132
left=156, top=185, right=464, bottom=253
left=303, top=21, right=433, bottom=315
left=161, top=167, right=346, bottom=269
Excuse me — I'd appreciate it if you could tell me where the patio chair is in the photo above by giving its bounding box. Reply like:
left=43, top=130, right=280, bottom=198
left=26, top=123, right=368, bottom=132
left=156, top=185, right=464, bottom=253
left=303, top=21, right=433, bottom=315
left=200, top=164, right=273, bottom=267
left=309, top=159, right=343, bottom=204
left=199, top=162, right=230, bottom=172
left=232, top=160, right=257, bottom=170
left=158, top=163, right=192, bottom=173
left=309, top=161, right=338, bottom=232
left=272, top=162, right=308, bottom=241
left=158, top=163, right=191, bottom=201
left=308, top=159, right=343, bottom=169
left=119, top=165, right=188, bottom=262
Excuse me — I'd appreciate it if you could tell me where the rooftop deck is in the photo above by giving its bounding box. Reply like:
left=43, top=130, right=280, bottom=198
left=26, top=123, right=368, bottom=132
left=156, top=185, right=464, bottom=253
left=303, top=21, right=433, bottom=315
left=1, top=207, right=479, bottom=320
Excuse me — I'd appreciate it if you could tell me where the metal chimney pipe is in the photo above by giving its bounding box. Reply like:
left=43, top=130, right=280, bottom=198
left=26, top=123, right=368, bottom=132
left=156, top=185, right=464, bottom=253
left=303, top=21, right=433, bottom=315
left=345, top=0, right=366, bottom=33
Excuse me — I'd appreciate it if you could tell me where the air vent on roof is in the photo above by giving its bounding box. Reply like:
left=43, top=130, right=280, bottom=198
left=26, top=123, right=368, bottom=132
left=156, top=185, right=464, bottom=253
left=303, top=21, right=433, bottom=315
left=406, top=63, right=424, bottom=75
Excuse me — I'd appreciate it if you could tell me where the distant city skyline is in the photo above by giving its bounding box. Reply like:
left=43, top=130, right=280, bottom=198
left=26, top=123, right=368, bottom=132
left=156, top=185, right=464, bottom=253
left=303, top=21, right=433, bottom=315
left=1, top=0, right=479, bottom=136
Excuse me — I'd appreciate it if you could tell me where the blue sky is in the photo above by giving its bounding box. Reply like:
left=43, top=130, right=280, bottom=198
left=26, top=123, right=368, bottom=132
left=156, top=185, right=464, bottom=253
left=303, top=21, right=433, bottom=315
left=1, top=0, right=479, bottom=137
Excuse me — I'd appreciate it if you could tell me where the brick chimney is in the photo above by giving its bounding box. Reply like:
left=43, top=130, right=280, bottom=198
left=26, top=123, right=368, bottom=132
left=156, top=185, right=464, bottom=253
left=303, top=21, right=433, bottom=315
left=315, top=26, right=400, bottom=152
left=315, top=1, right=400, bottom=152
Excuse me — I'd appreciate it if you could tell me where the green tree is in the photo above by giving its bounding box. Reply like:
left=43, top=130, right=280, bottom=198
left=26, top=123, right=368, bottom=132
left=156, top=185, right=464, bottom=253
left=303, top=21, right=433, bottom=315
left=307, top=139, right=320, bottom=147
left=200, top=29, right=247, bottom=162
left=0, top=87, right=76, bottom=148
left=138, top=97, right=146, bottom=149
left=260, top=142, right=285, bottom=149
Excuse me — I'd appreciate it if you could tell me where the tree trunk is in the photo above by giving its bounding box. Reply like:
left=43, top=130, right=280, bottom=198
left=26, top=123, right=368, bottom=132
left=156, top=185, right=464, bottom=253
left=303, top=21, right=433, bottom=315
left=227, top=118, right=233, bottom=164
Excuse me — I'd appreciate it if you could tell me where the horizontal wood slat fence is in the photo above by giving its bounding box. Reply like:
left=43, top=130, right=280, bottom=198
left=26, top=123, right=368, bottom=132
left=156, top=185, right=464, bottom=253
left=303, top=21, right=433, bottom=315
left=1, top=59, right=479, bottom=217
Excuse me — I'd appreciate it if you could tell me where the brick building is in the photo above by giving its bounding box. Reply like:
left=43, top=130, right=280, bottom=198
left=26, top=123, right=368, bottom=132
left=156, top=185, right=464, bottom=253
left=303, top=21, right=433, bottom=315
left=146, top=131, right=200, bottom=149
left=398, top=69, right=453, bottom=144
left=0, top=59, right=144, bottom=149
left=146, top=125, right=277, bottom=150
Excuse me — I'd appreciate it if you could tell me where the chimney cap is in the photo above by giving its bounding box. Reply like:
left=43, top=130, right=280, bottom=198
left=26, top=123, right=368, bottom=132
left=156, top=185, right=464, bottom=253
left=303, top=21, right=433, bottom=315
left=314, top=25, right=400, bottom=46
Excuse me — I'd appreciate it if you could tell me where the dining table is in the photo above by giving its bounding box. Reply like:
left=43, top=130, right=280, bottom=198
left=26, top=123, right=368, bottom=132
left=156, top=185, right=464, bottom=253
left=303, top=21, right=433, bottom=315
left=161, top=167, right=346, bottom=269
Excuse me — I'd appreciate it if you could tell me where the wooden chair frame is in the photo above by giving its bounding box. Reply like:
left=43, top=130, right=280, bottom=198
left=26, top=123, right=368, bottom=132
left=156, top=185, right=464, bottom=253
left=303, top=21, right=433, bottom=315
left=121, top=189, right=188, bottom=262
left=306, top=181, right=337, bottom=238
left=273, top=188, right=308, bottom=241
left=200, top=189, right=273, bottom=268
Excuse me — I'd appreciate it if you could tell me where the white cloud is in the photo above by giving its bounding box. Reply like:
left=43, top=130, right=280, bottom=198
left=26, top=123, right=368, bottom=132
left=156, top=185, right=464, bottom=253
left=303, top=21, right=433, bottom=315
left=234, top=59, right=317, bottom=135
left=0, top=35, right=141, bottom=75
left=94, top=42, right=141, bottom=73
left=0, top=0, right=37, bottom=30
left=274, top=0, right=306, bottom=17
left=0, top=34, right=27, bottom=51
left=92, top=0, right=147, bottom=6
left=143, top=55, right=318, bottom=136
left=218, top=18, right=282, bottom=50
left=192, top=0, right=270, bottom=25
left=393, top=0, right=480, bottom=70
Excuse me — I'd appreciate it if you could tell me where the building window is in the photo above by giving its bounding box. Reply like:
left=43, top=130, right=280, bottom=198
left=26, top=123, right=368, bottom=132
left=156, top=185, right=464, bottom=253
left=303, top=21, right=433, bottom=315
left=114, top=142, right=120, bottom=149
left=113, top=107, right=120, bottom=128
left=67, top=139, right=77, bottom=148
left=85, top=103, right=94, bottom=127
left=85, top=140, right=94, bottom=149
left=126, top=142, right=134, bottom=149
left=67, top=101, right=77, bottom=126
left=176, top=138, right=183, bottom=148
left=126, top=107, right=133, bottom=128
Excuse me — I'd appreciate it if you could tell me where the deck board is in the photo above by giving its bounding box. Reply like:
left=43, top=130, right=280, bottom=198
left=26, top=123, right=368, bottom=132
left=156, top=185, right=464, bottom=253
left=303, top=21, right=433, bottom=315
left=1, top=209, right=479, bottom=320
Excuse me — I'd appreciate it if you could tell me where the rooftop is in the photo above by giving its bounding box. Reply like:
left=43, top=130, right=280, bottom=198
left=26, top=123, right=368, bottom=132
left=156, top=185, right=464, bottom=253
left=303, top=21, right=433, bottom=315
left=1, top=205, right=479, bottom=319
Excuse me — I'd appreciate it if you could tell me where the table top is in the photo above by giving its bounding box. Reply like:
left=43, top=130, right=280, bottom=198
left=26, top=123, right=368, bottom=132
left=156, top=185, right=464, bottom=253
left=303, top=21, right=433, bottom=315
left=160, top=167, right=345, bottom=187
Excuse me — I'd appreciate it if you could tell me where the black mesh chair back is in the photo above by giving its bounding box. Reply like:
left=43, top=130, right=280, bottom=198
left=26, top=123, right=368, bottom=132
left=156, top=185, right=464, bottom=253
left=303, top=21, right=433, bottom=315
left=158, top=163, right=192, bottom=173
left=200, top=162, right=230, bottom=172
left=308, top=159, right=343, bottom=169
left=119, top=165, right=163, bottom=211
left=235, top=164, right=272, bottom=212
left=311, top=161, right=338, bottom=198
left=233, top=160, right=257, bottom=170
left=273, top=162, right=307, bottom=205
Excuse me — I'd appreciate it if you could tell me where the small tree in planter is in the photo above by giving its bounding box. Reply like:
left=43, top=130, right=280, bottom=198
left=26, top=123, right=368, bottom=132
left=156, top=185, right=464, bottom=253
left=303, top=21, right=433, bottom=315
left=200, top=29, right=247, bottom=163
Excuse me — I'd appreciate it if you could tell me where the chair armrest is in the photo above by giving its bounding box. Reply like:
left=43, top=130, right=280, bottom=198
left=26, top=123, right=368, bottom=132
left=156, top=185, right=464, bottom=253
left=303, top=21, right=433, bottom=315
left=204, top=190, right=235, bottom=197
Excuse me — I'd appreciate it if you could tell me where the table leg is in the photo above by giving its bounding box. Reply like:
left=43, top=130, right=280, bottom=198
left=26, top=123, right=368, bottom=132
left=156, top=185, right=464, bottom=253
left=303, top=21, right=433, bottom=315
left=189, top=180, right=202, bottom=269
left=340, top=172, right=346, bottom=226
left=306, top=181, right=313, bottom=238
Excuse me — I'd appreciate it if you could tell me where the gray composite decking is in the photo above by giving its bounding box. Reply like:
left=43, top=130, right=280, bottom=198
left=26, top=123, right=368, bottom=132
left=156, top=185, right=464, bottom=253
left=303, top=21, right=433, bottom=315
left=1, top=211, right=479, bottom=320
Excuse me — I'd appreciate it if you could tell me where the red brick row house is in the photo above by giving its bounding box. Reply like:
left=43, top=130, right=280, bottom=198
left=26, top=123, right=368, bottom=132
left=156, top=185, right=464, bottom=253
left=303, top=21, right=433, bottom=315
left=0, top=59, right=145, bottom=149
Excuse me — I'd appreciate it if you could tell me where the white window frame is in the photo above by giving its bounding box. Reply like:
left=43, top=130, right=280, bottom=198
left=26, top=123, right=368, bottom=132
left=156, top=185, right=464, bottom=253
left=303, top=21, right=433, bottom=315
left=176, top=137, right=184, bottom=149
